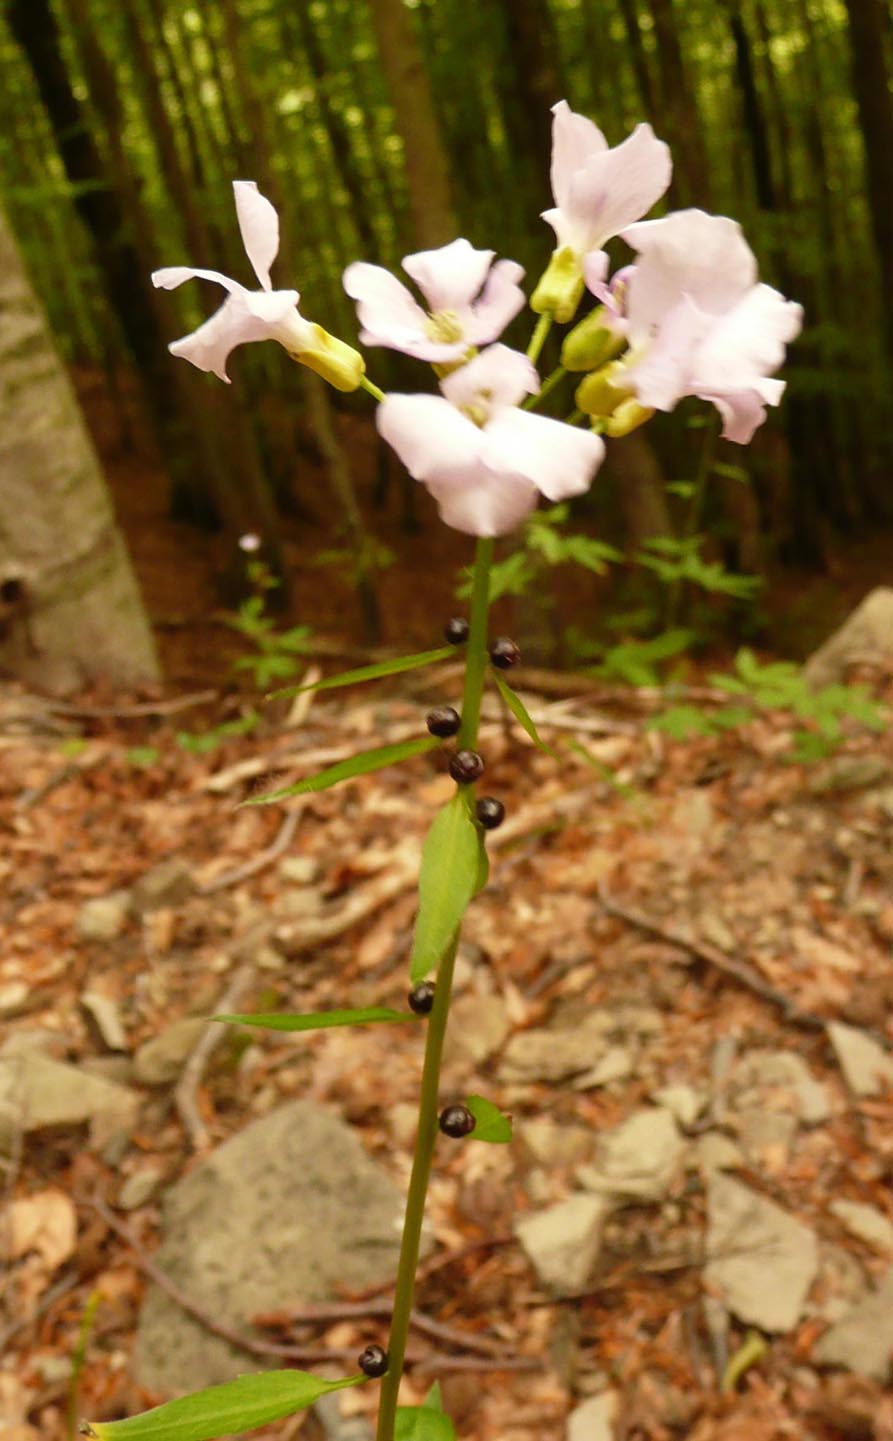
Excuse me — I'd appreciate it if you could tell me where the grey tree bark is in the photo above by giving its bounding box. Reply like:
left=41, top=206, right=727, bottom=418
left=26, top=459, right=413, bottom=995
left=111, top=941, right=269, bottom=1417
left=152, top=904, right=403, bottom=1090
left=0, top=200, right=160, bottom=693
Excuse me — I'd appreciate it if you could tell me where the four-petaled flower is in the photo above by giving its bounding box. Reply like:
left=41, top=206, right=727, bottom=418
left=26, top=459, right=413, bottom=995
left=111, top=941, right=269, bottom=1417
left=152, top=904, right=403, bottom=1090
left=152, top=181, right=363, bottom=390
left=376, top=345, right=605, bottom=536
left=615, top=209, right=803, bottom=442
left=343, top=240, right=526, bottom=362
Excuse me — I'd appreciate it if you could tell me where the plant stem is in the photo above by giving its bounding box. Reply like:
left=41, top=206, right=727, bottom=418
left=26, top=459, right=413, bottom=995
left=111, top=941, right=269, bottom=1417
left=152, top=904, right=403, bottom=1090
left=360, top=374, right=386, bottom=403
left=521, top=364, right=566, bottom=411
left=526, top=313, right=552, bottom=365
left=374, top=538, right=493, bottom=1441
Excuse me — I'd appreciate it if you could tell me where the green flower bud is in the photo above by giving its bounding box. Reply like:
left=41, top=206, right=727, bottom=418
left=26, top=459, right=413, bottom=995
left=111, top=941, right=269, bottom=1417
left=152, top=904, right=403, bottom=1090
left=604, top=399, right=655, bottom=437
left=575, top=362, right=631, bottom=419
left=530, top=246, right=585, bottom=325
left=287, top=323, right=366, bottom=392
left=561, top=308, right=627, bottom=372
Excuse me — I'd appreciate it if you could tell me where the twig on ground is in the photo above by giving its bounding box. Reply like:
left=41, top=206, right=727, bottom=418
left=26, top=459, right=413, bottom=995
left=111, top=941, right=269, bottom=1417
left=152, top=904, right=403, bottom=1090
left=197, top=807, right=302, bottom=896
left=174, top=963, right=256, bottom=1150
left=253, top=1301, right=517, bottom=1359
left=44, top=690, right=218, bottom=719
left=596, top=883, right=826, bottom=1030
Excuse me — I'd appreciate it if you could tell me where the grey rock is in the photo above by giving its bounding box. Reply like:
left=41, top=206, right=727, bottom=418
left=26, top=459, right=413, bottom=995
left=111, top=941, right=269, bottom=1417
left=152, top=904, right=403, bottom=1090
left=567, top=1390, right=619, bottom=1441
left=81, top=990, right=128, bottom=1051
left=134, top=1100, right=407, bottom=1394
left=442, top=992, right=511, bottom=1071
left=735, top=1109, right=798, bottom=1162
left=77, top=891, right=131, bottom=942
left=571, top=1045, right=634, bottom=1091
left=134, top=1018, right=206, bottom=1086
left=0, top=1051, right=138, bottom=1152
left=804, top=588, right=893, bottom=688
left=0, top=981, right=28, bottom=1017
left=499, top=1010, right=620, bottom=1084
left=519, top=1117, right=595, bottom=1169
left=830, top=1199, right=893, bottom=1255
left=131, top=858, right=194, bottom=914
left=652, top=1084, right=704, bottom=1128
left=827, top=1021, right=893, bottom=1097
left=277, top=856, right=319, bottom=885
left=578, top=1108, right=685, bottom=1202
left=705, top=1174, right=818, bottom=1332
left=119, top=1164, right=165, bottom=1211
left=728, top=1050, right=831, bottom=1126
left=813, top=1272, right=893, bottom=1381
left=690, top=1132, right=744, bottom=1176
left=515, top=1193, right=611, bottom=1293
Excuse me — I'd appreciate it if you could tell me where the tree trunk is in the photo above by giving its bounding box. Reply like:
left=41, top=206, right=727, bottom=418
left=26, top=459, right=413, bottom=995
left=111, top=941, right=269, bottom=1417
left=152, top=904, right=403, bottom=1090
left=646, top=0, right=712, bottom=204
left=0, top=201, right=159, bottom=693
left=366, top=0, right=456, bottom=248
left=842, top=0, right=893, bottom=358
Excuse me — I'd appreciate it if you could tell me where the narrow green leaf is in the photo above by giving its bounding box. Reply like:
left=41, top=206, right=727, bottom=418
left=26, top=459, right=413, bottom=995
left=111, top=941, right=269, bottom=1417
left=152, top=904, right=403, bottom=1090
left=87, top=1370, right=365, bottom=1441
left=466, top=1094, right=513, bottom=1143
left=423, top=1383, right=444, bottom=1411
left=491, top=672, right=558, bottom=757
left=410, top=794, right=481, bottom=983
left=395, top=1407, right=456, bottom=1441
left=267, top=647, right=454, bottom=700
left=215, top=1007, right=414, bottom=1032
left=243, top=736, right=439, bottom=806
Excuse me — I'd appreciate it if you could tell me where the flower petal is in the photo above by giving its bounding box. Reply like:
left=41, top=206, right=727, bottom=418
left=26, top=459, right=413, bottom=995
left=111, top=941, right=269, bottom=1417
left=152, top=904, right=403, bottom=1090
left=464, top=259, right=526, bottom=344
left=626, top=294, right=713, bottom=411
left=568, top=123, right=672, bottom=255
left=402, top=238, right=495, bottom=313
left=152, top=266, right=246, bottom=296
left=690, top=283, right=803, bottom=395
left=376, top=394, right=483, bottom=483
left=426, top=464, right=540, bottom=536
left=701, top=388, right=776, bottom=444
left=342, top=261, right=457, bottom=358
left=550, top=100, right=607, bottom=217
left=167, top=288, right=299, bottom=382
left=623, top=211, right=757, bottom=337
left=481, top=408, right=605, bottom=501
left=233, top=181, right=280, bottom=291
left=440, top=344, right=538, bottom=412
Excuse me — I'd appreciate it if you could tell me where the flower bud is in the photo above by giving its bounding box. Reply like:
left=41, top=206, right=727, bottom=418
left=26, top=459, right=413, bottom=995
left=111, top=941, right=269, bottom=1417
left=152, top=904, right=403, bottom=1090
left=530, top=246, right=585, bottom=325
left=604, top=399, right=655, bottom=438
left=575, top=362, right=631, bottom=419
left=561, top=308, right=626, bottom=372
left=276, top=313, right=365, bottom=391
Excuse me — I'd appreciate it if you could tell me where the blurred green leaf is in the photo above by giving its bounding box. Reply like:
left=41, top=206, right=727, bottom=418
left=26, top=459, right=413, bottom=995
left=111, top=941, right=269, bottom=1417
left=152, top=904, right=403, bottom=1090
left=268, top=648, right=453, bottom=700
left=491, top=672, right=558, bottom=756
left=244, top=735, right=439, bottom=805
left=466, top=1094, right=512, bottom=1142
left=410, top=793, right=483, bottom=982
left=215, top=1007, right=414, bottom=1031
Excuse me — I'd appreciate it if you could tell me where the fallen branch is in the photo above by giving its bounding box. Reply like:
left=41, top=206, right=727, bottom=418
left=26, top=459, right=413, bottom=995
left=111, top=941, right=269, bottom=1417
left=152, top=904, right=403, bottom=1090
left=175, top=963, right=256, bottom=1150
left=197, top=807, right=302, bottom=896
left=44, top=690, right=218, bottom=719
left=253, top=1301, right=516, bottom=1359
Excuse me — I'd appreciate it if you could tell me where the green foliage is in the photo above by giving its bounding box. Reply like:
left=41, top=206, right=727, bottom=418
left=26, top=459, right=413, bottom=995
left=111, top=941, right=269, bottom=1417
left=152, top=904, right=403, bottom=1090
left=125, top=746, right=159, bottom=768
left=86, top=1370, right=365, bottom=1441
left=215, top=1007, right=415, bottom=1031
left=466, top=1094, right=512, bottom=1142
left=228, top=593, right=314, bottom=691
left=176, top=711, right=260, bottom=755
left=313, top=537, right=396, bottom=586
left=243, top=735, right=440, bottom=805
left=395, top=1383, right=456, bottom=1440
left=637, top=536, right=761, bottom=602
left=410, top=792, right=484, bottom=983
left=457, top=504, right=621, bottom=606
left=269, top=647, right=454, bottom=700
left=491, top=670, right=557, bottom=755
left=589, top=629, right=696, bottom=687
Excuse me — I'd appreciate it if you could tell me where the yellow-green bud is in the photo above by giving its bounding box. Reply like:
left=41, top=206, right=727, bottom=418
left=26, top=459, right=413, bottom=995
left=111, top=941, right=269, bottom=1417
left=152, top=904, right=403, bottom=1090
left=561, top=308, right=626, bottom=372
left=604, top=399, right=655, bottom=438
left=575, top=361, right=631, bottom=418
left=530, top=246, right=585, bottom=325
left=288, top=324, right=365, bottom=392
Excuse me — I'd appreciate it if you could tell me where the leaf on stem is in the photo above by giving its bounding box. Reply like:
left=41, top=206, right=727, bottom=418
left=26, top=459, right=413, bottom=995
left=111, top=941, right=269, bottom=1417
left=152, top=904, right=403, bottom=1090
left=84, top=1370, right=365, bottom=1441
left=395, top=1408, right=457, bottom=1441
left=466, top=1094, right=513, bottom=1143
left=410, top=793, right=483, bottom=983
left=242, top=736, right=440, bottom=805
left=215, top=1007, right=415, bottom=1032
left=267, top=647, right=454, bottom=700
left=491, top=672, right=558, bottom=757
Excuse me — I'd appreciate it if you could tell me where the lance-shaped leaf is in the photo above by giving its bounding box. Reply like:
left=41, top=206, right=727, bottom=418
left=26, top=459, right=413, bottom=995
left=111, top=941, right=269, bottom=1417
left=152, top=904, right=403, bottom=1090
left=410, top=793, right=483, bottom=983
left=395, top=1407, right=457, bottom=1441
left=491, top=672, right=558, bottom=757
left=243, top=735, right=439, bottom=805
left=215, top=1007, right=415, bottom=1032
left=84, top=1370, right=365, bottom=1441
left=466, top=1094, right=513, bottom=1142
left=268, top=647, right=454, bottom=700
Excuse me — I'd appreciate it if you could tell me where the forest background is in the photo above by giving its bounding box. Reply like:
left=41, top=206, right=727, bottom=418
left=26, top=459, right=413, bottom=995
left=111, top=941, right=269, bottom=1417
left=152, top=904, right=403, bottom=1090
left=1, top=0, right=892, bottom=685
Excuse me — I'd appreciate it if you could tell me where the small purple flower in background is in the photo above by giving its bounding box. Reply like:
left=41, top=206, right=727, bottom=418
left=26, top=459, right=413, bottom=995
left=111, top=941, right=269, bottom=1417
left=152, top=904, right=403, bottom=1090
left=617, top=209, right=803, bottom=441
left=376, top=344, right=605, bottom=536
left=153, top=181, right=363, bottom=390
left=343, top=239, right=526, bottom=363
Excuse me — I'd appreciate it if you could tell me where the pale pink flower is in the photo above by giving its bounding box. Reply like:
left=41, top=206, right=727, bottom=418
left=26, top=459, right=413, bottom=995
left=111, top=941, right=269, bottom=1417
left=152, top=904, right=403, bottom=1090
left=343, top=239, right=525, bottom=362
left=618, top=209, right=803, bottom=442
left=152, top=182, right=362, bottom=389
left=377, top=345, right=605, bottom=536
left=544, top=100, right=672, bottom=274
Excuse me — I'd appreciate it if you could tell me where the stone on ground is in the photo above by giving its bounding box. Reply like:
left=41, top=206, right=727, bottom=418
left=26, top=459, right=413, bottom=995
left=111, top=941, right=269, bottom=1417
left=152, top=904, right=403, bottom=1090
left=830, top=1199, right=893, bottom=1255
left=577, top=1108, right=685, bottom=1202
left=567, top=1389, right=618, bottom=1441
left=134, top=1100, right=407, bottom=1394
left=705, top=1174, right=818, bottom=1332
left=803, top=587, right=893, bottom=687
left=0, top=1051, right=138, bottom=1152
left=77, top=891, right=131, bottom=942
left=133, top=1017, right=206, bottom=1085
left=813, top=1271, right=893, bottom=1382
left=827, top=1022, right=893, bottom=1097
left=514, top=1193, right=611, bottom=1293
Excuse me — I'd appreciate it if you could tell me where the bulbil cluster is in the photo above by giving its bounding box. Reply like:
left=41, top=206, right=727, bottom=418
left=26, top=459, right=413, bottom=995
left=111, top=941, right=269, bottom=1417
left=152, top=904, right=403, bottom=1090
left=439, top=1104, right=476, bottom=1138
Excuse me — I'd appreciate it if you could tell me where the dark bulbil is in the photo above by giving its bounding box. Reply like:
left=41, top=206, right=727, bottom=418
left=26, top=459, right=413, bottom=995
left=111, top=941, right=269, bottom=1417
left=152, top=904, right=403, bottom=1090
left=449, top=749, right=485, bottom=784
left=439, top=1104, right=476, bottom=1138
left=489, top=636, right=521, bottom=669
left=426, top=705, right=461, bottom=738
left=476, top=797, right=505, bottom=830
left=408, top=981, right=435, bottom=1015
left=358, top=1344, right=389, bottom=1378
left=444, top=617, right=470, bottom=645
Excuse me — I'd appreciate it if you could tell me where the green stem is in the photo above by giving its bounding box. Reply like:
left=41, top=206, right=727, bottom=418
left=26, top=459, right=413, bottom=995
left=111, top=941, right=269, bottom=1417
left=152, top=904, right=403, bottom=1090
left=360, top=374, right=386, bottom=403
left=526, top=313, right=552, bottom=365
left=521, top=364, right=566, bottom=411
left=665, top=416, right=717, bottom=628
left=374, top=538, right=492, bottom=1441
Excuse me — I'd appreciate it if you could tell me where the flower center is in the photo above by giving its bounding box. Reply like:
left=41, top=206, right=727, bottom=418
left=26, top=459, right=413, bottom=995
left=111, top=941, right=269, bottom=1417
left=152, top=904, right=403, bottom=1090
left=424, top=309, right=464, bottom=344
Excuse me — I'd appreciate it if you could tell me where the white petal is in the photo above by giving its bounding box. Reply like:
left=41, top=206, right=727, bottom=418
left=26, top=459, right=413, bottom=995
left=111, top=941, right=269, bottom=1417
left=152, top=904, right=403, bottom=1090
left=441, top=345, right=538, bottom=412
left=233, top=181, right=280, bottom=291
left=426, top=464, right=540, bottom=536
left=464, top=259, right=526, bottom=345
left=690, top=284, right=803, bottom=395
left=376, top=394, right=483, bottom=483
left=402, top=239, right=495, bottom=312
left=583, top=250, right=610, bottom=297
left=481, top=408, right=605, bottom=500
left=342, top=261, right=450, bottom=357
left=626, top=295, right=713, bottom=411
left=167, top=288, right=299, bottom=382
left=568, top=123, right=672, bottom=254
left=623, top=211, right=757, bottom=338
left=701, top=389, right=772, bottom=444
left=550, top=100, right=607, bottom=216
left=152, top=266, right=245, bottom=296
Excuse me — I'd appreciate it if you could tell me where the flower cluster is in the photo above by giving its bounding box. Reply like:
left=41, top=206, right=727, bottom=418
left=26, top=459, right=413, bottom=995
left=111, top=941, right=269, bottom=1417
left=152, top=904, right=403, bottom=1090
left=153, top=102, right=802, bottom=537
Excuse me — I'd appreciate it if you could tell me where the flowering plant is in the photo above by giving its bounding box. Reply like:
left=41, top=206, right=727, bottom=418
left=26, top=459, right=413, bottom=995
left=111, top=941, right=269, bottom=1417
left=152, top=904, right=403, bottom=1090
left=88, top=100, right=801, bottom=1441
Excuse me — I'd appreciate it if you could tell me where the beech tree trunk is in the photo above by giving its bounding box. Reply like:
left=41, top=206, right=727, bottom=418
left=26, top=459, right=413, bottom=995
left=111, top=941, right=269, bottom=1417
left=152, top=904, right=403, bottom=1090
left=0, top=202, right=159, bottom=693
left=843, top=0, right=893, bottom=358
